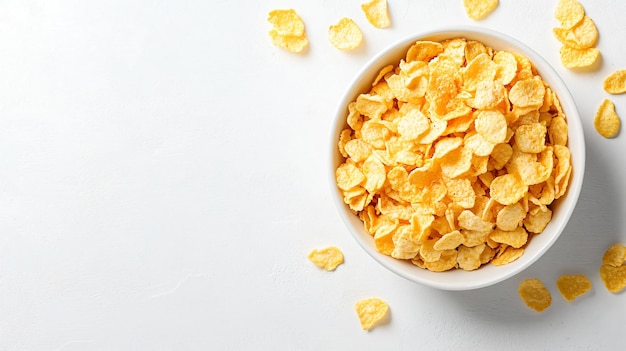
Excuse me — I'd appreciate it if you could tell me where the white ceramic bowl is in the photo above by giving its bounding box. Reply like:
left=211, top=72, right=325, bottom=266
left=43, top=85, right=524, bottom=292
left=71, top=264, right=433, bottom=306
left=329, top=26, right=585, bottom=290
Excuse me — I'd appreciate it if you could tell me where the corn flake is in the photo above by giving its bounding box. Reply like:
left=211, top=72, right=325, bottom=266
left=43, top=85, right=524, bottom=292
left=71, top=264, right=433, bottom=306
left=491, top=174, right=528, bottom=205
left=604, top=70, right=626, bottom=95
left=406, top=41, right=444, bottom=63
left=267, top=9, right=308, bottom=53
left=457, top=244, right=485, bottom=271
left=434, top=230, right=464, bottom=250
left=492, top=246, right=524, bottom=265
left=559, top=46, right=600, bottom=69
left=602, top=244, right=626, bottom=267
left=361, top=0, right=391, bottom=29
left=463, top=0, right=499, bottom=20
left=355, top=298, right=389, bottom=331
left=600, top=265, right=626, bottom=293
left=489, top=227, right=528, bottom=248
left=518, top=279, right=552, bottom=312
left=553, top=16, right=598, bottom=49
left=594, top=99, right=621, bottom=138
left=514, top=123, right=547, bottom=153
left=308, top=246, right=344, bottom=271
left=329, top=18, right=363, bottom=50
left=556, top=274, right=591, bottom=302
left=475, top=110, right=507, bottom=144
left=554, top=0, right=585, bottom=30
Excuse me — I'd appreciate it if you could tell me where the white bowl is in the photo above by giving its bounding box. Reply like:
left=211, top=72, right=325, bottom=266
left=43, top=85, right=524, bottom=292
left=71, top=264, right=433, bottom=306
left=329, top=26, right=586, bottom=291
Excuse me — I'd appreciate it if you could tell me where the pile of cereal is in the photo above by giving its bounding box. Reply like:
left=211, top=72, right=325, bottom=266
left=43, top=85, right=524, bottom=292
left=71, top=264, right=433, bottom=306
left=335, top=37, right=572, bottom=272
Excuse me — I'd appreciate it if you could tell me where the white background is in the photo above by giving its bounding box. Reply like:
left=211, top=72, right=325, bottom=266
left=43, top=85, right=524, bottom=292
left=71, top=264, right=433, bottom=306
left=0, top=0, right=625, bottom=349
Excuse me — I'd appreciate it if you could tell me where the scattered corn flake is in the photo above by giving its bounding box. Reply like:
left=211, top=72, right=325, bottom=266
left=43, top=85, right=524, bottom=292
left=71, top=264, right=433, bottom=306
left=518, top=278, right=552, bottom=312
left=361, top=0, right=391, bottom=29
left=554, top=0, right=585, bottom=30
left=463, top=0, right=499, bottom=20
left=553, top=16, right=598, bottom=49
left=594, top=99, right=621, bottom=138
left=604, top=70, right=626, bottom=94
left=600, top=265, right=626, bottom=293
left=559, top=46, right=600, bottom=69
left=329, top=18, right=363, bottom=50
left=355, top=298, right=389, bottom=331
left=602, top=244, right=626, bottom=267
left=556, top=274, right=591, bottom=302
left=267, top=9, right=308, bottom=53
left=307, top=246, right=344, bottom=271
left=268, top=9, right=304, bottom=36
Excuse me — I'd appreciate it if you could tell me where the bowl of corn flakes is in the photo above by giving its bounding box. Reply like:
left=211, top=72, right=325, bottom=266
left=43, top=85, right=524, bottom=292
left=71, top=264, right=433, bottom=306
left=330, top=26, right=585, bottom=290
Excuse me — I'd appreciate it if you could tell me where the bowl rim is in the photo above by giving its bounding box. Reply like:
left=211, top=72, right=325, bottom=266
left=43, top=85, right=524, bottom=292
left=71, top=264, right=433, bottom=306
left=328, top=25, right=586, bottom=290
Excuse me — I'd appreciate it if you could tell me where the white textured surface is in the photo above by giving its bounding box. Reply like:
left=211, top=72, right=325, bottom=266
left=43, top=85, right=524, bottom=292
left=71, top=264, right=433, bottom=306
left=0, top=0, right=625, bottom=349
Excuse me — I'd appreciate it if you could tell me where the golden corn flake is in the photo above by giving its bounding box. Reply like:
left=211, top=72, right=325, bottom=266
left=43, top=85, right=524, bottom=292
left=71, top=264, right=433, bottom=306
left=599, top=243, right=626, bottom=293
left=336, top=162, right=365, bottom=191
left=523, top=207, right=552, bottom=234
left=559, top=46, right=600, bottom=69
left=515, top=123, right=547, bottom=153
left=354, top=298, right=389, bottom=331
left=518, top=278, right=552, bottom=312
left=491, top=246, right=524, bottom=266
left=548, top=116, right=568, bottom=146
left=434, top=230, right=464, bottom=250
left=553, top=16, right=598, bottom=49
left=475, top=110, right=507, bottom=144
left=594, top=99, right=621, bottom=138
left=493, top=51, right=518, bottom=85
left=463, top=0, right=499, bottom=20
left=602, top=244, right=626, bottom=267
left=268, top=9, right=304, bottom=36
left=361, top=0, right=391, bottom=29
left=490, top=174, right=528, bottom=205
left=600, top=265, right=626, bottom=293
left=307, top=246, right=344, bottom=271
left=556, top=274, right=591, bottom=302
left=335, top=37, right=572, bottom=272
left=267, top=9, right=308, bottom=53
left=509, top=78, right=545, bottom=108
left=329, top=18, right=363, bottom=50
left=604, top=70, right=626, bottom=94
left=457, top=244, right=485, bottom=271
left=489, top=227, right=528, bottom=249
left=554, top=0, right=585, bottom=30
left=496, top=203, right=525, bottom=231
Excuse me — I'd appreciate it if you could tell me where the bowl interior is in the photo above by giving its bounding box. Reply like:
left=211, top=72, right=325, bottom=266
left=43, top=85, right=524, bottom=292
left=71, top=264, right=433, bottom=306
left=329, top=26, right=585, bottom=290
